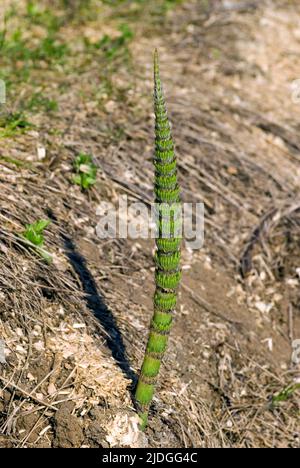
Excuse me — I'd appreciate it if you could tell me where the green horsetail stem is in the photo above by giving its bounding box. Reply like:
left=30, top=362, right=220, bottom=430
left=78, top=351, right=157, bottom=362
left=135, top=50, right=182, bottom=430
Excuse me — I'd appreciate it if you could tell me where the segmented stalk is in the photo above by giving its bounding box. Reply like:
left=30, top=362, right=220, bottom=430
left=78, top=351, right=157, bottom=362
left=135, top=50, right=182, bottom=429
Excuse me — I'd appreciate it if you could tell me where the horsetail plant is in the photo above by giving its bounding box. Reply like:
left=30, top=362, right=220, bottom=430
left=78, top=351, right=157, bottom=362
left=135, top=50, right=182, bottom=430
left=21, top=219, right=52, bottom=263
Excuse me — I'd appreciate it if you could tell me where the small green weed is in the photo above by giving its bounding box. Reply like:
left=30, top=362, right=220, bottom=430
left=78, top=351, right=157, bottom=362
left=85, top=24, right=133, bottom=60
left=22, top=219, right=52, bottom=263
left=26, top=93, right=58, bottom=112
left=72, top=153, right=97, bottom=190
left=61, top=0, right=94, bottom=22
left=23, top=219, right=50, bottom=247
left=135, top=51, right=182, bottom=430
left=1, top=26, right=68, bottom=67
left=0, top=112, right=33, bottom=138
left=0, top=155, right=30, bottom=168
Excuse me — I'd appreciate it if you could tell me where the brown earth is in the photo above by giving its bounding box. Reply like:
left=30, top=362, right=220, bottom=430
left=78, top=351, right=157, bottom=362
left=0, top=0, right=299, bottom=448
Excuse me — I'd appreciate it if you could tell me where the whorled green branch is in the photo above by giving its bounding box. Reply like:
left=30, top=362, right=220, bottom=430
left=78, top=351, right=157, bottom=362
left=135, top=50, right=182, bottom=430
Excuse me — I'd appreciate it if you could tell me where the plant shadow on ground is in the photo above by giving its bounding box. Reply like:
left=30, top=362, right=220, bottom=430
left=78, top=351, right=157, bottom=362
left=62, top=234, right=136, bottom=388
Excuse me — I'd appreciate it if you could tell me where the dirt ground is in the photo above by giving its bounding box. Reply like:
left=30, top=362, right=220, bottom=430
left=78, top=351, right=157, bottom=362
left=0, top=0, right=299, bottom=448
